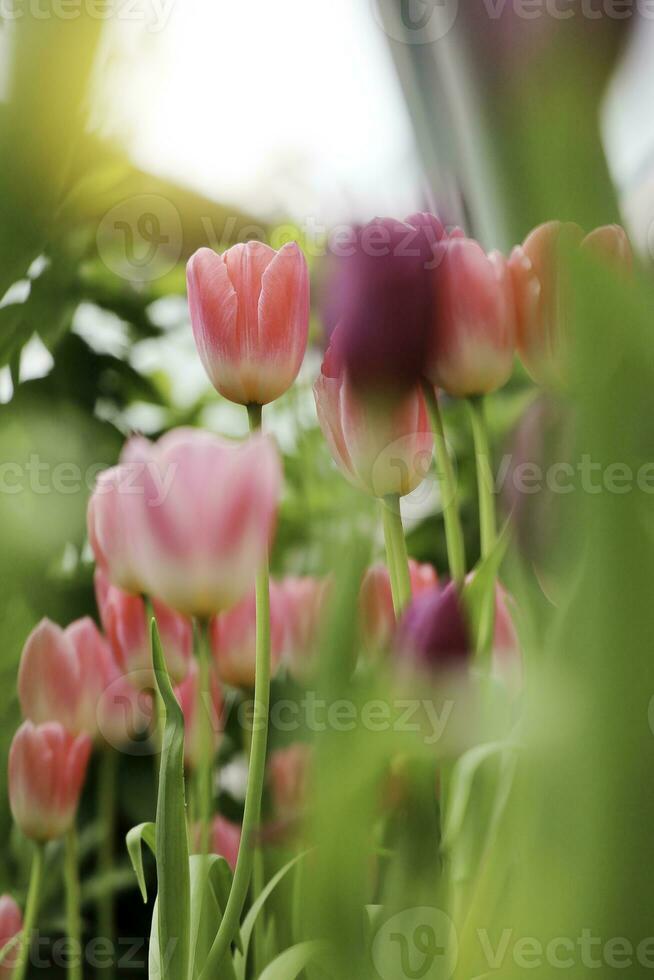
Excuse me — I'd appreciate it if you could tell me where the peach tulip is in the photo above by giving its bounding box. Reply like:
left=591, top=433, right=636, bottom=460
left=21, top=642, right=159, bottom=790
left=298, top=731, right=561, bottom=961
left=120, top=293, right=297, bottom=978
left=134, top=428, right=282, bottom=618
left=210, top=581, right=287, bottom=688
left=427, top=235, right=516, bottom=397
left=0, top=894, right=22, bottom=976
left=509, top=221, right=632, bottom=386
left=9, top=721, right=91, bottom=841
left=360, top=560, right=438, bottom=651
left=174, top=660, right=223, bottom=770
left=313, top=330, right=433, bottom=498
left=187, top=241, right=310, bottom=405
left=18, top=618, right=112, bottom=737
left=94, top=569, right=192, bottom=685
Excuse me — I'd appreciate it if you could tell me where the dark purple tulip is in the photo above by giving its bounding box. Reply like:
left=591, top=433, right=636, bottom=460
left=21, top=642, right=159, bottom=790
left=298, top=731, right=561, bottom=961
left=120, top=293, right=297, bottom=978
left=397, top=582, right=471, bottom=674
left=324, top=214, right=445, bottom=399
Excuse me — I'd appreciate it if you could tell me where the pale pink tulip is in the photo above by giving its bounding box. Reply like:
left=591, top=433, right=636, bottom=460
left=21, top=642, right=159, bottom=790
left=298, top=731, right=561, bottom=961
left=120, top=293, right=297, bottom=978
left=313, top=330, right=433, bottom=498
left=210, top=581, right=287, bottom=689
left=87, top=463, right=148, bottom=594
left=135, top=428, right=282, bottom=618
left=268, top=743, right=312, bottom=822
left=360, top=560, right=438, bottom=651
left=509, top=221, right=632, bottom=386
left=196, top=816, right=241, bottom=871
left=187, top=241, right=310, bottom=405
left=279, top=576, right=330, bottom=680
left=18, top=618, right=112, bottom=737
left=174, top=660, right=223, bottom=770
left=94, top=569, right=192, bottom=685
left=9, top=722, right=91, bottom=841
left=427, top=236, right=516, bottom=397
left=0, top=894, right=22, bottom=977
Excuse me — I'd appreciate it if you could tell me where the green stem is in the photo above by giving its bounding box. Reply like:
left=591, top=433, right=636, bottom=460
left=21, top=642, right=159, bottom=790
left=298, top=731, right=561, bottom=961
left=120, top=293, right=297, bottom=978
left=64, top=827, right=82, bottom=980
left=381, top=496, right=411, bottom=614
left=422, top=383, right=466, bottom=585
left=96, top=749, right=117, bottom=976
left=467, top=397, right=497, bottom=559
left=13, top=844, right=43, bottom=980
left=252, top=842, right=266, bottom=975
left=200, top=403, right=272, bottom=978
left=196, top=619, right=213, bottom=859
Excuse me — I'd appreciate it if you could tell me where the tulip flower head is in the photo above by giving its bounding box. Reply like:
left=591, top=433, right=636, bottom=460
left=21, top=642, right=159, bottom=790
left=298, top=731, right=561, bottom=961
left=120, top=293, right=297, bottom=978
left=87, top=462, right=148, bottom=594
left=360, top=560, right=438, bottom=651
left=202, top=816, right=241, bottom=872
left=397, top=582, right=472, bottom=675
left=0, top=894, right=22, bottom=976
left=134, top=427, right=282, bottom=618
left=509, top=221, right=632, bottom=387
left=18, top=617, right=113, bottom=737
left=427, top=234, right=516, bottom=397
left=327, top=214, right=444, bottom=399
left=268, top=742, right=312, bottom=823
left=9, top=721, right=91, bottom=841
left=279, top=575, right=331, bottom=680
left=187, top=241, right=310, bottom=406
left=314, top=329, right=433, bottom=498
left=210, top=580, right=287, bottom=688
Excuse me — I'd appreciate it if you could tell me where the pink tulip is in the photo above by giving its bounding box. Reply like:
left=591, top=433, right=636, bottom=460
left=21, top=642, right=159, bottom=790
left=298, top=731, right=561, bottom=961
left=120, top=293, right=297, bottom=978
left=174, top=660, right=223, bottom=770
left=210, top=581, right=287, bottom=689
left=9, top=722, right=91, bottom=841
left=268, top=743, right=312, bottom=821
left=426, top=235, right=516, bottom=397
left=492, top=583, right=523, bottom=698
left=0, top=895, right=22, bottom=977
left=95, top=569, right=192, bottom=685
left=195, top=816, right=241, bottom=871
left=187, top=241, right=310, bottom=406
left=87, top=459, right=149, bottom=595
left=133, top=427, right=282, bottom=618
left=360, top=560, right=438, bottom=651
left=18, top=617, right=112, bottom=737
left=313, top=330, right=433, bottom=498
left=278, top=576, right=330, bottom=680
left=509, top=221, right=632, bottom=387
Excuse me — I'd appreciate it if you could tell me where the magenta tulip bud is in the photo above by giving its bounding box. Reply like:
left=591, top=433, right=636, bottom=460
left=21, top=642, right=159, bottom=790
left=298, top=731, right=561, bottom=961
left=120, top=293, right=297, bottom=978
left=360, top=560, right=438, bottom=651
left=94, top=569, right=192, bottom=686
left=327, top=214, right=444, bottom=398
left=9, top=721, right=91, bottom=841
left=0, top=895, right=22, bottom=976
left=174, top=660, right=223, bottom=770
left=397, top=582, right=472, bottom=674
left=313, top=329, right=433, bottom=498
left=210, top=581, right=287, bottom=689
left=136, top=428, right=282, bottom=618
left=427, top=235, right=516, bottom=397
left=187, top=241, right=310, bottom=406
left=18, top=617, right=112, bottom=737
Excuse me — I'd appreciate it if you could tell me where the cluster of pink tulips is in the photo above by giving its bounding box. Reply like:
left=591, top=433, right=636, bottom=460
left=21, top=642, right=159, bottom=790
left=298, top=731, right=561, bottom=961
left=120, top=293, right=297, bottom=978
left=1, top=214, right=631, bottom=979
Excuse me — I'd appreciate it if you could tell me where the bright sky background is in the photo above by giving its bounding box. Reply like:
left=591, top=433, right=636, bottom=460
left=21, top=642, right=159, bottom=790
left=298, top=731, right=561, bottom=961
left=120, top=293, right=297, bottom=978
left=97, top=0, right=424, bottom=225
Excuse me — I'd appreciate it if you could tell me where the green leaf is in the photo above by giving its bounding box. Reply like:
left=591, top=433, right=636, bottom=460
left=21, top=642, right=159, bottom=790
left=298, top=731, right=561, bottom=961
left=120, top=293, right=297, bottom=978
left=233, top=852, right=307, bottom=980
left=257, top=941, right=330, bottom=980
left=126, top=822, right=156, bottom=902
left=151, top=618, right=191, bottom=980
left=188, top=855, right=238, bottom=980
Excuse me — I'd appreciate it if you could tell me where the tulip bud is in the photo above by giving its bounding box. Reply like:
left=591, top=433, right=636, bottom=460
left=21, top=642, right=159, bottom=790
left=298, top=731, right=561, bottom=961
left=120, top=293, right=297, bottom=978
left=426, top=235, right=516, bottom=397
left=187, top=241, right=310, bottom=406
left=268, top=743, right=312, bottom=823
left=327, top=214, right=443, bottom=398
left=397, top=583, right=472, bottom=674
left=360, top=560, right=438, bottom=651
left=313, top=329, right=433, bottom=498
left=135, top=428, right=282, bottom=618
left=279, top=575, right=330, bottom=681
left=87, top=461, right=148, bottom=595
left=18, top=617, right=112, bottom=737
left=509, top=221, right=632, bottom=387
left=210, top=581, right=287, bottom=689
left=174, top=660, right=223, bottom=770
left=0, top=894, right=22, bottom=976
left=192, top=816, right=241, bottom=871
left=9, top=722, right=91, bottom=841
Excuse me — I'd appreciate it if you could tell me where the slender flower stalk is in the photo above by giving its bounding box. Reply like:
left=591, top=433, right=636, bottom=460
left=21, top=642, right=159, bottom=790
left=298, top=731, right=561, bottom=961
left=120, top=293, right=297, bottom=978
left=422, top=383, right=466, bottom=584
left=467, top=397, right=497, bottom=559
left=13, top=845, right=43, bottom=980
left=380, top=497, right=412, bottom=615
left=64, top=828, right=82, bottom=980
left=96, top=750, right=117, bottom=979
left=201, top=402, right=273, bottom=978
left=196, top=620, right=213, bottom=859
